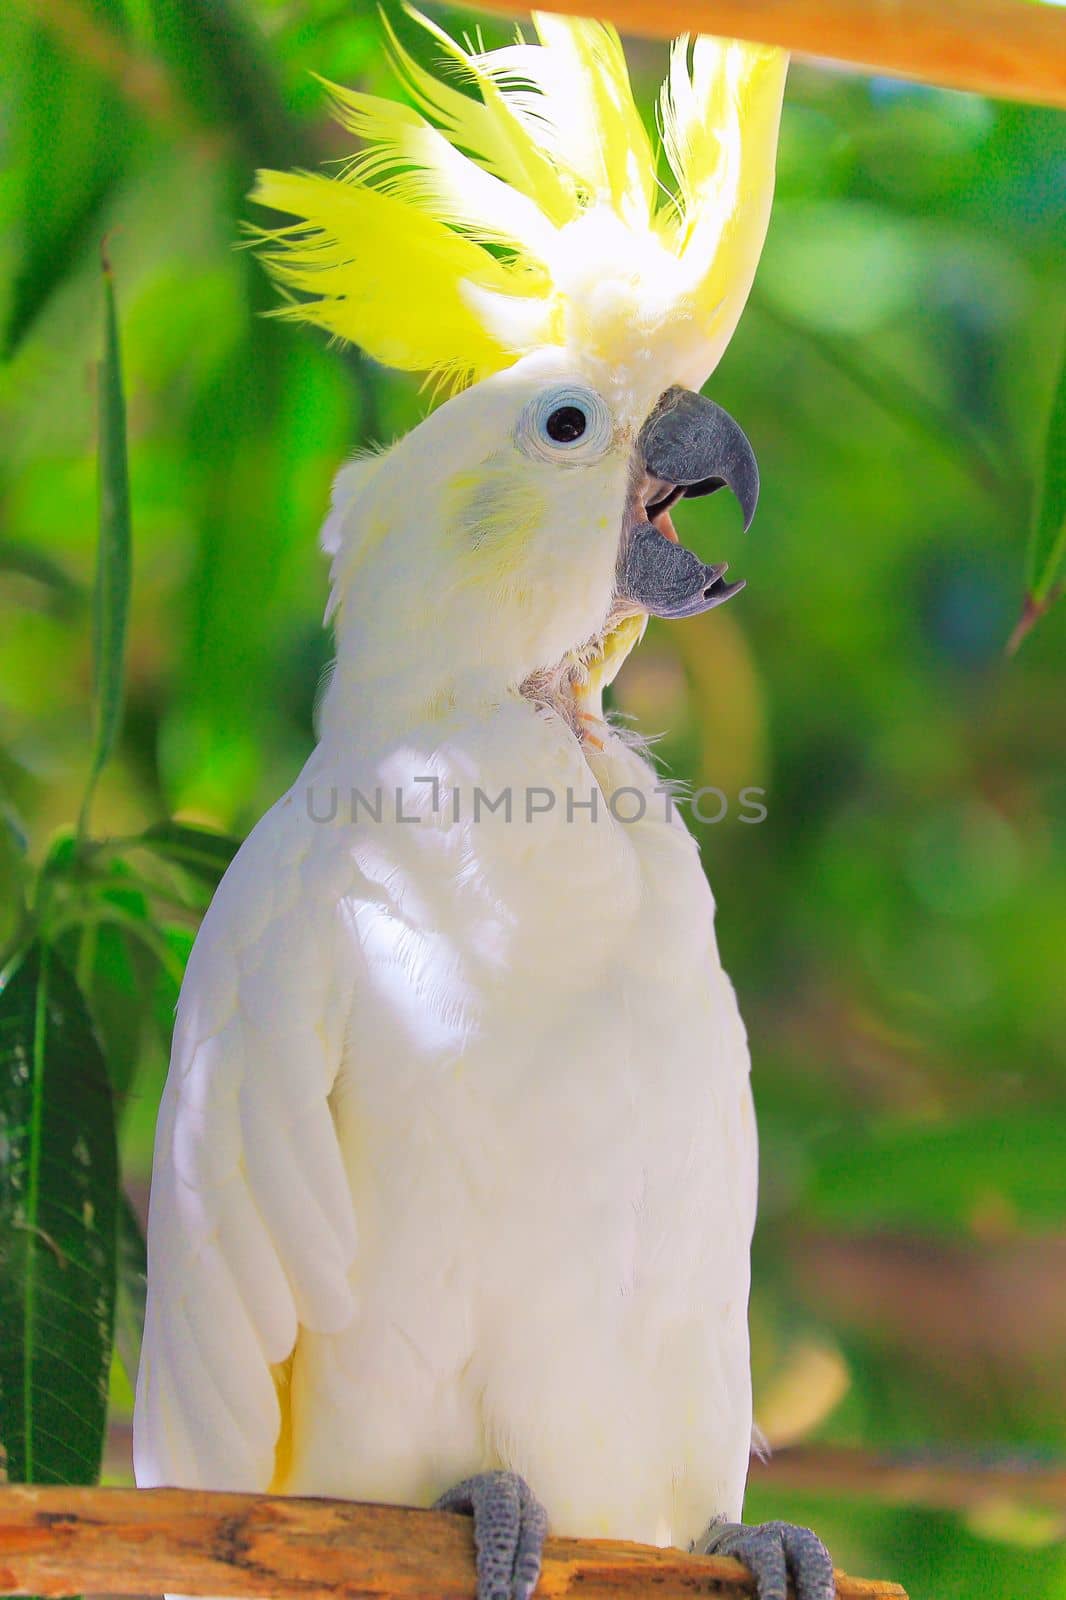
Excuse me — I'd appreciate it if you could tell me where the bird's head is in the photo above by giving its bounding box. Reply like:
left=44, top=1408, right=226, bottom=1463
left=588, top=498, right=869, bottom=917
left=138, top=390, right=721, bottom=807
left=252, top=8, right=785, bottom=726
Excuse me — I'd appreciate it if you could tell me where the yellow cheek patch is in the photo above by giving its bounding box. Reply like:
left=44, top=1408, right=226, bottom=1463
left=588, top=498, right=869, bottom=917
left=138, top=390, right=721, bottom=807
left=446, top=464, right=546, bottom=581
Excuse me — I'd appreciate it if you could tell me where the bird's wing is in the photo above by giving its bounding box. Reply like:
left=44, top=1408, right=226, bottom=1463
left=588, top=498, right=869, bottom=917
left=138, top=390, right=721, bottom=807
left=133, top=795, right=358, bottom=1491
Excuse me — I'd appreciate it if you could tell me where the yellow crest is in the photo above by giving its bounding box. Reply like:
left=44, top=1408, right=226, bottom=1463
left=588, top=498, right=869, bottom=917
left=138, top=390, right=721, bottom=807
left=251, top=7, right=787, bottom=394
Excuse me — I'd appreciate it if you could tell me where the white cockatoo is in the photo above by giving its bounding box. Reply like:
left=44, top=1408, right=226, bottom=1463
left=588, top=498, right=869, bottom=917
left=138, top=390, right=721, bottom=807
left=134, top=12, right=835, bottom=1600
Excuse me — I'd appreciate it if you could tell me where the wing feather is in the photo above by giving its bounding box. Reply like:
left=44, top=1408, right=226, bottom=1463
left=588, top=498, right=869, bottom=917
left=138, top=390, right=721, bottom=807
left=213, top=1177, right=299, bottom=1362
left=134, top=802, right=358, bottom=1494
left=239, top=1089, right=355, bottom=1330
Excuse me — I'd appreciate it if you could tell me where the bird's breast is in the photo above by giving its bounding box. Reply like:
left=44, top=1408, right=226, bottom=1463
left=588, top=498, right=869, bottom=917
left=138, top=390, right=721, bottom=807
left=320, top=702, right=752, bottom=1305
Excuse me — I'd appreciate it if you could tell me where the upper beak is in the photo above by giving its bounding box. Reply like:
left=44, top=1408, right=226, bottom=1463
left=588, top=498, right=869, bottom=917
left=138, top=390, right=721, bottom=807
left=616, top=387, right=760, bottom=620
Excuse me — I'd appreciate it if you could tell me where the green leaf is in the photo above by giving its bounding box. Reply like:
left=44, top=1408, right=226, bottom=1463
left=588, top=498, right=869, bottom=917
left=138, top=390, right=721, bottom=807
left=0, top=942, right=118, bottom=1484
left=1010, top=331, right=1066, bottom=651
left=134, top=821, right=241, bottom=887
left=56, top=916, right=151, bottom=1107
left=0, top=804, right=32, bottom=968
left=146, top=0, right=310, bottom=172
left=40, top=829, right=80, bottom=883
left=0, top=802, right=29, bottom=863
left=1027, top=336, right=1066, bottom=601
left=78, top=255, right=132, bottom=840
left=3, top=4, right=132, bottom=357
left=114, top=1191, right=147, bottom=1391
left=752, top=294, right=1014, bottom=515
left=0, top=541, right=82, bottom=617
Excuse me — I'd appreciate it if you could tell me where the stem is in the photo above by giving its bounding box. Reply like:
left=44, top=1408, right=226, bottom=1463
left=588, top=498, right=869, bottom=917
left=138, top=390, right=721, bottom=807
left=753, top=297, right=1019, bottom=519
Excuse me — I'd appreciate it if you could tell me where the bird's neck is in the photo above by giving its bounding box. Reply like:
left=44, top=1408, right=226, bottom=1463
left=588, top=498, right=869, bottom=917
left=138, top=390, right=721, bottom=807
left=318, top=590, right=645, bottom=760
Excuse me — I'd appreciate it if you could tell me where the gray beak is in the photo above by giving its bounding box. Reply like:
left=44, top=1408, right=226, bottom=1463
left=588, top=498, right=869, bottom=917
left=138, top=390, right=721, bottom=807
left=617, top=386, right=759, bottom=620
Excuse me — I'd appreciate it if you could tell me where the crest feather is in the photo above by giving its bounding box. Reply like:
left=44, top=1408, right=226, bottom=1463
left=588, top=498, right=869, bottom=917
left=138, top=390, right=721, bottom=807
left=251, top=9, right=787, bottom=391
left=249, top=170, right=542, bottom=386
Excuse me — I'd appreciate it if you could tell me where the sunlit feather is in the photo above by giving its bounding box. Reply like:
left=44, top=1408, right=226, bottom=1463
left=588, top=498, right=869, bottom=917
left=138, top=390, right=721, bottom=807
left=252, top=9, right=787, bottom=391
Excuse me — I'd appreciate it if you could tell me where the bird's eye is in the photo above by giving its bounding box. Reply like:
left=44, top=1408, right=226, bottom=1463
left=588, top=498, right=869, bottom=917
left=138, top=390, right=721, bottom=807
left=516, top=385, right=614, bottom=465
left=546, top=406, right=587, bottom=443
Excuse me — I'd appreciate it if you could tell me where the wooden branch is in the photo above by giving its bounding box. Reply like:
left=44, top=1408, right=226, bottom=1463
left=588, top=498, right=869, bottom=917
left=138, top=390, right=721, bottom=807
left=473, top=0, right=1066, bottom=108
left=749, top=1444, right=1066, bottom=1515
left=0, top=1486, right=907, bottom=1600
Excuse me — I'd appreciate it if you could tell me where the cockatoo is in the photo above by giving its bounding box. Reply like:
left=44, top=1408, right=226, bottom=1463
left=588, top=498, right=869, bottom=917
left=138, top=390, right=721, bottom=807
left=134, top=11, right=835, bottom=1600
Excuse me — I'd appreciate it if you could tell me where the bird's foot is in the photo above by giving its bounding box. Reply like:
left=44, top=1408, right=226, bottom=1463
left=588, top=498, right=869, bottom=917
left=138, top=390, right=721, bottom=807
left=697, top=1518, right=835, bottom=1600
left=434, top=1470, right=548, bottom=1600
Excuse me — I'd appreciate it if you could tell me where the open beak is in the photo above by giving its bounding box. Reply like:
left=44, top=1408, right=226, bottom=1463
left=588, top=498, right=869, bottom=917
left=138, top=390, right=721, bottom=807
left=616, top=386, right=759, bottom=620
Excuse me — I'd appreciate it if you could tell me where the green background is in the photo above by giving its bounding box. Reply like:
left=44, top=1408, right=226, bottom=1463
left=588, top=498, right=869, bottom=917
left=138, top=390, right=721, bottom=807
left=1, top=2, right=1064, bottom=1596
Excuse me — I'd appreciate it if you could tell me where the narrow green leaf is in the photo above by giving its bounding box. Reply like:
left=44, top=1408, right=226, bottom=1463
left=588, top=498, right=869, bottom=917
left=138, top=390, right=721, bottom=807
left=134, top=821, right=241, bottom=887
left=0, top=803, right=29, bottom=862
left=3, top=5, right=132, bottom=357
left=0, top=942, right=118, bottom=1484
left=40, top=830, right=80, bottom=883
left=78, top=255, right=132, bottom=840
left=0, top=804, right=32, bottom=969
left=753, top=294, right=1015, bottom=515
left=55, top=916, right=150, bottom=1106
left=0, top=541, right=82, bottom=617
left=1010, top=333, right=1066, bottom=646
left=75, top=863, right=163, bottom=1106
left=1007, top=337, right=1066, bottom=652
left=1026, top=336, right=1066, bottom=602
left=114, top=1191, right=147, bottom=1391
left=146, top=0, right=311, bottom=172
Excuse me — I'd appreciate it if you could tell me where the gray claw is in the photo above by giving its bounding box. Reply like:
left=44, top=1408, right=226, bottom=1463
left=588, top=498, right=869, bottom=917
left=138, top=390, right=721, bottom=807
left=434, top=1470, right=548, bottom=1600
left=699, top=1518, right=835, bottom=1600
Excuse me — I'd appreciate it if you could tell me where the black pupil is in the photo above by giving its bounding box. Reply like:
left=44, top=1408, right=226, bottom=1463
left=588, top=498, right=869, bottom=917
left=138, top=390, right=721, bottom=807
left=546, top=405, right=587, bottom=444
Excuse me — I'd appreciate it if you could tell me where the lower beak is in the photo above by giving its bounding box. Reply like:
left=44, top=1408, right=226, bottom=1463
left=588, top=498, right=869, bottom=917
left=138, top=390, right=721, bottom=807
left=616, top=387, right=759, bottom=620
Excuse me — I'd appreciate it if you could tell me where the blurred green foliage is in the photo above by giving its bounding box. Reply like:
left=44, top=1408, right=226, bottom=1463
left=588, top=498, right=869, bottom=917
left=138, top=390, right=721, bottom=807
left=0, top=3, right=1064, bottom=1596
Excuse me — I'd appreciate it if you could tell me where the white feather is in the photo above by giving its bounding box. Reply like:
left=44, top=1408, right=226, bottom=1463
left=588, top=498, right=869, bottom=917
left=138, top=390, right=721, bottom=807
left=135, top=358, right=759, bottom=1552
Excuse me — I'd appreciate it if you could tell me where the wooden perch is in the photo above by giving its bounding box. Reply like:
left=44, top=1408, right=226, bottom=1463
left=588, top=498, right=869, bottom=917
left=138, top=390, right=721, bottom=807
left=749, top=1444, right=1066, bottom=1515
left=0, top=1486, right=907, bottom=1600
left=475, top=0, right=1066, bottom=108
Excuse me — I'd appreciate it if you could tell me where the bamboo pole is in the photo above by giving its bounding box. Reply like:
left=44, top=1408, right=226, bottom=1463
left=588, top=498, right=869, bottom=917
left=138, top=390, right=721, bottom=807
left=474, top=0, right=1066, bottom=108
left=0, top=1486, right=906, bottom=1600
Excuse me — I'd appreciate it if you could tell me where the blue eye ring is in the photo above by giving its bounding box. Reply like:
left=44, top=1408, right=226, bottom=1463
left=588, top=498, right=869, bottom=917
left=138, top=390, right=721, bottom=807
left=516, top=385, right=614, bottom=465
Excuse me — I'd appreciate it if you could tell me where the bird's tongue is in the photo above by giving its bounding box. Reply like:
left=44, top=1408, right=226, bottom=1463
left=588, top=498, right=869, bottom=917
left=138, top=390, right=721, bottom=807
left=651, top=506, right=680, bottom=544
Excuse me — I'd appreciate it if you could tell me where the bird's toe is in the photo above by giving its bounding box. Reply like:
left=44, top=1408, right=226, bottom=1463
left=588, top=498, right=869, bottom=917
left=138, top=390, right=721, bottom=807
left=434, top=1469, right=548, bottom=1600
left=767, top=1520, right=836, bottom=1600
left=699, top=1518, right=834, bottom=1600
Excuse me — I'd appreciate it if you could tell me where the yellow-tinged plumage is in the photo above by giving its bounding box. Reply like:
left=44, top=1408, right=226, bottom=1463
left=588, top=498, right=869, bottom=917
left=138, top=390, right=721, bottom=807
left=251, top=6, right=787, bottom=393
left=136, top=11, right=801, bottom=1580
left=249, top=170, right=539, bottom=383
